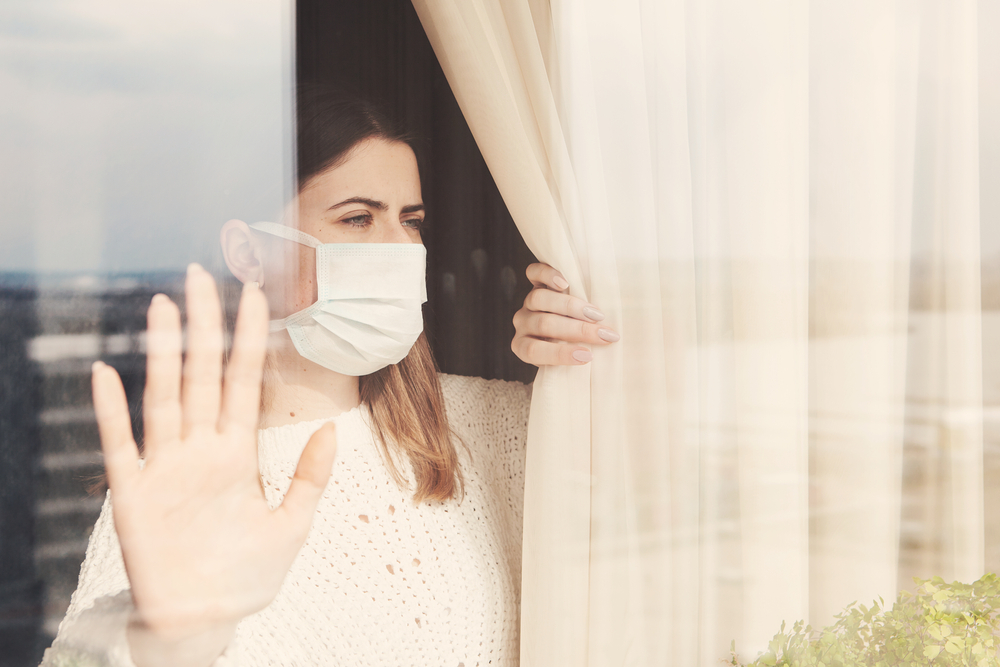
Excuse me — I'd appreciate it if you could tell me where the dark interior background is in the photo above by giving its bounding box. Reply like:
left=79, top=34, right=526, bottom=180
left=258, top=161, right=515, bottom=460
left=297, top=0, right=538, bottom=384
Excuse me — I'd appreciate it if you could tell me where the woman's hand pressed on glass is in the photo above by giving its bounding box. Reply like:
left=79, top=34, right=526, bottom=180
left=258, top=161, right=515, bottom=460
left=91, top=264, right=338, bottom=660
left=511, top=263, right=619, bottom=366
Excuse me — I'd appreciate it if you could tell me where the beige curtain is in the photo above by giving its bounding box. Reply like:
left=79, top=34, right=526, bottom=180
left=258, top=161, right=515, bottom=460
left=411, top=0, right=989, bottom=664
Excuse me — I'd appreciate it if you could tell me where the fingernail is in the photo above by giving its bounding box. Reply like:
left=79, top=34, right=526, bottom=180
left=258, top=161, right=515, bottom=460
left=582, top=306, right=605, bottom=322
left=187, top=263, right=204, bottom=276
left=151, top=293, right=168, bottom=306
left=598, top=328, right=620, bottom=343
left=243, top=280, right=259, bottom=293
left=553, top=275, right=570, bottom=290
left=572, top=349, right=593, bottom=363
left=91, top=360, right=105, bottom=373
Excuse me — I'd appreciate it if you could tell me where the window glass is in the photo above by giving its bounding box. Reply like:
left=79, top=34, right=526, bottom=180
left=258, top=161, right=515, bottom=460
left=8, top=1, right=995, bottom=665
left=0, top=0, right=292, bottom=659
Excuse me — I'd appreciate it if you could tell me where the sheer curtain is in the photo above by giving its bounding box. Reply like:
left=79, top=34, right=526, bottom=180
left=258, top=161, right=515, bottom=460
left=411, top=0, right=989, bottom=665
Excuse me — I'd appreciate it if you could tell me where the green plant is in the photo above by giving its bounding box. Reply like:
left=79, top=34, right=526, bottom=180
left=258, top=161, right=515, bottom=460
left=730, top=574, right=1000, bottom=667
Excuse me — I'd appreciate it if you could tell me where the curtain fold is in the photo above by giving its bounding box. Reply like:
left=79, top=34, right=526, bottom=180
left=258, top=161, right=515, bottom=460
left=412, top=0, right=988, bottom=664
left=805, top=0, right=916, bottom=627
left=907, top=0, right=984, bottom=589
left=410, top=3, right=595, bottom=664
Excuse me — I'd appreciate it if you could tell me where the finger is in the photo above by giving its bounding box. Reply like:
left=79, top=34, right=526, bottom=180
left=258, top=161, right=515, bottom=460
left=219, top=282, right=268, bottom=436
left=92, top=361, right=140, bottom=490
left=181, top=264, right=225, bottom=436
left=143, top=294, right=182, bottom=457
left=523, top=287, right=608, bottom=323
left=511, top=336, right=593, bottom=366
left=277, top=423, right=338, bottom=538
left=525, top=263, right=570, bottom=292
left=515, top=310, right=620, bottom=346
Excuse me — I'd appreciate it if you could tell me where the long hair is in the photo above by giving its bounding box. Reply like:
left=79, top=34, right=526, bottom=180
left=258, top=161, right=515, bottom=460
left=291, top=85, right=463, bottom=503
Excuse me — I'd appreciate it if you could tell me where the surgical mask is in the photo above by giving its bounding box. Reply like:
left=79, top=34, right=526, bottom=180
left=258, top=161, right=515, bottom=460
left=249, top=221, right=427, bottom=376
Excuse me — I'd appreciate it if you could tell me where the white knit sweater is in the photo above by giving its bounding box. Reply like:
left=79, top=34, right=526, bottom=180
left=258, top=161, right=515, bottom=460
left=42, top=374, right=531, bottom=667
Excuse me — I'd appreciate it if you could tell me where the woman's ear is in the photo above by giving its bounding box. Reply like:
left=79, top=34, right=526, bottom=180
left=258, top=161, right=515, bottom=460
left=220, top=219, right=265, bottom=286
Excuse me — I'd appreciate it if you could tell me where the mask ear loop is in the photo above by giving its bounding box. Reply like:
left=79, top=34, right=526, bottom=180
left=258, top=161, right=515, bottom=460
left=248, top=221, right=324, bottom=293
left=249, top=221, right=322, bottom=248
left=248, top=222, right=323, bottom=333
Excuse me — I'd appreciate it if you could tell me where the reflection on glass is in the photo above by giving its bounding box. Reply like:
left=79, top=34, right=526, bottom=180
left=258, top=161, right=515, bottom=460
left=0, top=0, right=291, bottom=660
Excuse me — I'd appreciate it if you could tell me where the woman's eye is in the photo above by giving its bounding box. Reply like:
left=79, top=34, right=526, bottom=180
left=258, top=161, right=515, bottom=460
left=402, top=217, right=424, bottom=230
left=342, top=214, right=373, bottom=227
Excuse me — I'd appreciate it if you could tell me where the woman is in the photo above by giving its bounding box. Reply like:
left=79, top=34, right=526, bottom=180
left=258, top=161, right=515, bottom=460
left=43, top=89, right=618, bottom=667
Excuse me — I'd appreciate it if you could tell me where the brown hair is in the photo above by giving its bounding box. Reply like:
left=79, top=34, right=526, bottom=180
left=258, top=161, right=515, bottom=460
left=359, top=334, right=463, bottom=502
left=292, top=84, right=463, bottom=503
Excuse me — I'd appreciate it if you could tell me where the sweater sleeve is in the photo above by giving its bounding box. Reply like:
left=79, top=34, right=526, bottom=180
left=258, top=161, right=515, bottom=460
left=39, top=495, right=243, bottom=667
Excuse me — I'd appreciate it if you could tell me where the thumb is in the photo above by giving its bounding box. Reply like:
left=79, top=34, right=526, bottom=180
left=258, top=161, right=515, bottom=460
left=277, top=422, right=338, bottom=535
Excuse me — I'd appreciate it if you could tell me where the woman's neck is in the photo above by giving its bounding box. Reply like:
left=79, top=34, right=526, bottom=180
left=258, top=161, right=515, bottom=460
left=258, top=333, right=361, bottom=429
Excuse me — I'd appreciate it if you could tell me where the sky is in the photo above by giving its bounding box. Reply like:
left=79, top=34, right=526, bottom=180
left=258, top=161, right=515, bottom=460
left=0, top=0, right=293, bottom=274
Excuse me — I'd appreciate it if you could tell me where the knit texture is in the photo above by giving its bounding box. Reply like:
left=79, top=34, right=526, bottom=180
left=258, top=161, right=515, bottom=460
left=42, top=374, right=531, bottom=667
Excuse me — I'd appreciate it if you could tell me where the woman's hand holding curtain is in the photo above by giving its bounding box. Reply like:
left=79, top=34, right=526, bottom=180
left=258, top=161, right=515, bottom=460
left=90, top=264, right=338, bottom=667
left=511, top=263, right=619, bottom=366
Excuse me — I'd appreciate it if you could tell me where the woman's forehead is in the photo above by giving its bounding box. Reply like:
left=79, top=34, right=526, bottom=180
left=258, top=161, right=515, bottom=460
left=301, top=138, right=421, bottom=204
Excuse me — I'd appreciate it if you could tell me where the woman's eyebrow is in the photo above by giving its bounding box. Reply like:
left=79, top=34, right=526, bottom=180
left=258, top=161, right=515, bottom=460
left=329, top=197, right=388, bottom=211
left=401, top=204, right=425, bottom=214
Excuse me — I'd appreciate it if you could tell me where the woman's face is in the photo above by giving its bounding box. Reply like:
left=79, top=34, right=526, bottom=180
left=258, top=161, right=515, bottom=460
left=263, top=137, right=424, bottom=318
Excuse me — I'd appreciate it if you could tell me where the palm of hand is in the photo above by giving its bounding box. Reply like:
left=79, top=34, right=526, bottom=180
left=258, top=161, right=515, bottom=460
left=113, top=429, right=299, bottom=634
left=92, top=266, right=337, bottom=639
